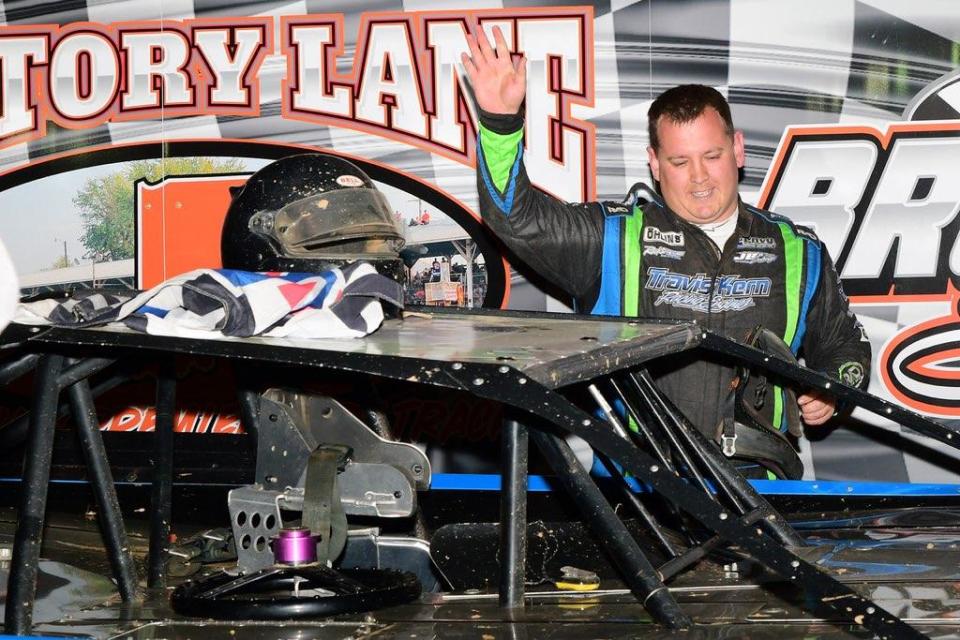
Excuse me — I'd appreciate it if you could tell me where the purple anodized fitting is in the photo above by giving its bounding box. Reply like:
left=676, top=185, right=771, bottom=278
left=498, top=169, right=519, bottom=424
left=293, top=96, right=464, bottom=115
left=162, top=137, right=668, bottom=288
left=272, top=527, right=318, bottom=566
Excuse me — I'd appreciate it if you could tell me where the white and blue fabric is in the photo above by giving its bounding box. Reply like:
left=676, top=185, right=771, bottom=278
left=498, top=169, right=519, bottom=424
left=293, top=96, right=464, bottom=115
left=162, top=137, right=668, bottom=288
left=15, top=262, right=402, bottom=340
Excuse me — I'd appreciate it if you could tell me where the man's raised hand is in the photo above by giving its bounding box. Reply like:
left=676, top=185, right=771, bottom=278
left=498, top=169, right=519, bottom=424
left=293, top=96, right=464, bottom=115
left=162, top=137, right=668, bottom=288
left=461, top=25, right=526, bottom=115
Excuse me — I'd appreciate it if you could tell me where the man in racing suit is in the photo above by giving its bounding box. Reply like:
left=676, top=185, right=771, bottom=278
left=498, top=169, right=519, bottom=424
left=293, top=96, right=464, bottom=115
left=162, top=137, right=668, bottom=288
left=462, top=27, right=871, bottom=467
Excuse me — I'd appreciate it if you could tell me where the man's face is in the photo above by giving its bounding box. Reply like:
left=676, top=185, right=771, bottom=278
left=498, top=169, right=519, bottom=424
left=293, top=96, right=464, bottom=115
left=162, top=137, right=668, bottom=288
left=647, top=107, right=745, bottom=225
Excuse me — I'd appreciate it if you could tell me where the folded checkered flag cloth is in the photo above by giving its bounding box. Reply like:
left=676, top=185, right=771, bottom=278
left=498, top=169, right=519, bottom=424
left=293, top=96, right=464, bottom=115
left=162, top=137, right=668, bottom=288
left=14, top=262, right=402, bottom=339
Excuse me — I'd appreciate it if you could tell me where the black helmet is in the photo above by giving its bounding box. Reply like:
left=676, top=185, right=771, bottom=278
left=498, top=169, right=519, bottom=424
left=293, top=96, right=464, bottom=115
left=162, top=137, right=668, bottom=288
left=221, top=153, right=405, bottom=280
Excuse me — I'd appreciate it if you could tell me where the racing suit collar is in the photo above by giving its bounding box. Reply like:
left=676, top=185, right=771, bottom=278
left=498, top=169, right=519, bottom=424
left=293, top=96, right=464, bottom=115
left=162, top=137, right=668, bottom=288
left=735, top=199, right=755, bottom=239
left=659, top=195, right=753, bottom=254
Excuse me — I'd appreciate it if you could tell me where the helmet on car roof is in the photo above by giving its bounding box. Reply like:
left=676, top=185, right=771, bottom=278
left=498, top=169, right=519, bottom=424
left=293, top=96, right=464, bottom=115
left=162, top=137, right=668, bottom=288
left=220, top=153, right=405, bottom=280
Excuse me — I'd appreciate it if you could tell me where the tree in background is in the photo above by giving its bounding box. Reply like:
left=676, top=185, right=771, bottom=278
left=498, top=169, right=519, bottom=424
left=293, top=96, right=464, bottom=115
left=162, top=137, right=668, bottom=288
left=49, top=255, right=79, bottom=269
left=74, top=157, right=246, bottom=261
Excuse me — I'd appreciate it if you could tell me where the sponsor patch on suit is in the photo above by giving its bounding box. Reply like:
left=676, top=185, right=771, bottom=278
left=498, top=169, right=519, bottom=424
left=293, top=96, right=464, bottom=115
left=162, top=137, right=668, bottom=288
left=737, top=236, right=776, bottom=250
left=644, top=226, right=684, bottom=247
left=643, top=245, right=685, bottom=260
left=733, top=251, right=777, bottom=264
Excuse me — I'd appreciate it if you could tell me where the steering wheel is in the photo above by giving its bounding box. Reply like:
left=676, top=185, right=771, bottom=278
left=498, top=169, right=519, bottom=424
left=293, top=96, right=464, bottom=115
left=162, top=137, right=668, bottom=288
left=171, top=565, right=421, bottom=619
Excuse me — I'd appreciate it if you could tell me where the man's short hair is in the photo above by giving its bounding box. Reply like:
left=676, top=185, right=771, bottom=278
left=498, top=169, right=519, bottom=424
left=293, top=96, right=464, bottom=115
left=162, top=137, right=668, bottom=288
left=647, top=84, right=735, bottom=150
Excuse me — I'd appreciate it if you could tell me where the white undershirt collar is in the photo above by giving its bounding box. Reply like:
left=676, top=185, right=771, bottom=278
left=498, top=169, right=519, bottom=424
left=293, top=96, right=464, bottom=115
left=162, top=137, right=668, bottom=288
left=694, top=210, right=738, bottom=251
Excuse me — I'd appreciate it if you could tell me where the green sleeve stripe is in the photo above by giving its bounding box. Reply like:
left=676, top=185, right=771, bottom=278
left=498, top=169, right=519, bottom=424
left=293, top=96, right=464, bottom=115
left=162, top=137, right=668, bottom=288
left=776, top=222, right=804, bottom=432
left=620, top=210, right=643, bottom=450
left=478, top=122, right=523, bottom=193
left=622, top=206, right=644, bottom=317
left=778, top=222, right=803, bottom=351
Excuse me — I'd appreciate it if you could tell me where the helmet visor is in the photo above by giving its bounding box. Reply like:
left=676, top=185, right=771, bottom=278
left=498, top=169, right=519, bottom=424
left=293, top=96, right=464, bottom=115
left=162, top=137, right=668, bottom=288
left=258, top=187, right=405, bottom=258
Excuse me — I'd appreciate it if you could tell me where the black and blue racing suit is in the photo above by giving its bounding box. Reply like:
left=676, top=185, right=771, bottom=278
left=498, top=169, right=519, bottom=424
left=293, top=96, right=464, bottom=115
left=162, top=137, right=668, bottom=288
left=475, top=110, right=871, bottom=439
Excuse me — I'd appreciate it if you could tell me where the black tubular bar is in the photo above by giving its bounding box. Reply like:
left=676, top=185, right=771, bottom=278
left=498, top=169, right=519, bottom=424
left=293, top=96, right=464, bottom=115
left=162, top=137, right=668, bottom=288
left=361, top=378, right=396, bottom=440
left=604, top=379, right=693, bottom=543
left=683, top=425, right=803, bottom=545
left=498, top=418, right=528, bottom=609
left=56, top=357, right=116, bottom=389
left=66, top=375, right=139, bottom=601
left=0, top=369, right=134, bottom=453
left=699, top=331, right=960, bottom=452
left=627, top=372, right=748, bottom=515
left=595, top=452, right=680, bottom=558
left=617, top=373, right=715, bottom=496
left=608, top=378, right=674, bottom=471
left=236, top=388, right=261, bottom=442
left=362, top=407, right=394, bottom=440
left=5, top=355, right=65, bottom=635
left=530, top=430, right=691, bottom=629
left=632, top=370, right=805, bottom=548
left=587, top=383, right=635, bottom=441
left=592, top=380, right=704, bottom=546
left=148, top=362, right=176, bottom=589
left=465, top=368, right=925, bottom=639
left=657, top=508, right=764, bottom=581
left=0, top=352, right=39, bottom=385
